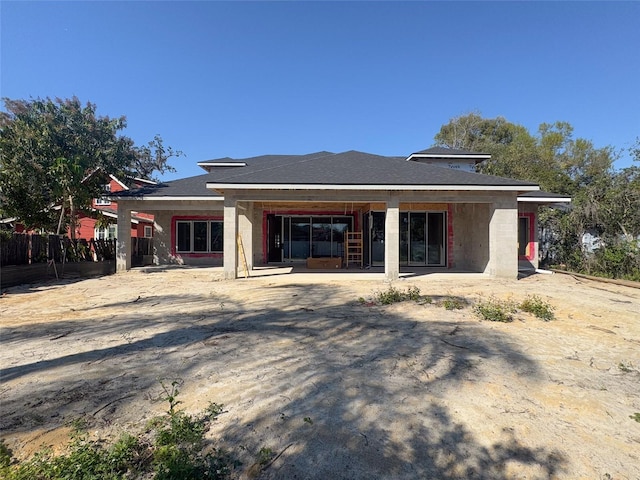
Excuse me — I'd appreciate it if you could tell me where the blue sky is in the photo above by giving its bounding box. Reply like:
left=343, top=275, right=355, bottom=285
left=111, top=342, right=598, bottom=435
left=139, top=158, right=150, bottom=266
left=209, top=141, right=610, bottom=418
left=2, top=1, right=639, bottom=180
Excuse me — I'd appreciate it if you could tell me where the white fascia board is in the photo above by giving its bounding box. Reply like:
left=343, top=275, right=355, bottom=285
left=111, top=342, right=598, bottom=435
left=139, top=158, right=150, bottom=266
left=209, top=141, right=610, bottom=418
left=206, top=183, right=539, bottom=192
left=132, top=177, right=157, bottom=185
left=198, top=162, right=247, bottom=172
left=198, top=162, right=247, bottom=167
left=407, top=153, right=491, bottom=160
left=95, top=210, right=118, bottom=219
left=109, top=175, right=129, bottom=190
left=518, top=196, right=571, bottom=203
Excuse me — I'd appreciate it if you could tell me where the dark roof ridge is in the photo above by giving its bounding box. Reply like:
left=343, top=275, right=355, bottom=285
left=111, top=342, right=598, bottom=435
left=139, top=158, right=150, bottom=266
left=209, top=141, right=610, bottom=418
left=206, top=151, right=338, bottom=182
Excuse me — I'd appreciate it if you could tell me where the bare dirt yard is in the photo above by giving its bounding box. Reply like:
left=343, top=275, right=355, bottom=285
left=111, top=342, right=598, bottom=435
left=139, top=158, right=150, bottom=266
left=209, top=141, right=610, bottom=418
left=1, top=267, right=639, bottom=479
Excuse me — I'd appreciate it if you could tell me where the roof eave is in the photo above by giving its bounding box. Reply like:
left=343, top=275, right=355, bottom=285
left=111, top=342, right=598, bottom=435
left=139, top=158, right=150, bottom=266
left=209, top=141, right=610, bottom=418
left=406, top=153, right=491, bottom=163
left=206, top=183, right=539, bottom=192
left=517, top=196, right=572, bottom=203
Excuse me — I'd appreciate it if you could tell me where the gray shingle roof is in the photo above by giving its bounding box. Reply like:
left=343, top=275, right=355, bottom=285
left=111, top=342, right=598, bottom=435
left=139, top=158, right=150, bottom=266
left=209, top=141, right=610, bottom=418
left=206, top=150, right=536, bottom=187
left=114, top=172, right=220, bottom=198
left=114, top=150, right=538, bottom=199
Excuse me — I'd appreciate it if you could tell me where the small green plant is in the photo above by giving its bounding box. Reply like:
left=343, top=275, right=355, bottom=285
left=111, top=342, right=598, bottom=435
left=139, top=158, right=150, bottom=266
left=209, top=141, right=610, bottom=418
left=441, top=296, right=465, bottom=310
left=405, top=286, right=421, bottom=301
left=520, top=295, right=555, bottom=321
left=160, top=379, right=183, bottom=415
left=205, top=402, right=225, bottom=420
left=303, top=416, right=313, bottom=425
left=257, top=447, right=274, bottom=465
left=0, top=439, right=13, bottom=469
left=630, top=412, right=640, bottom=423
left=419, top=296, right=433, bottom=305
left=618, top=362, right=634, bottom=373
left=474, top=297, right=515, bottom=322
left=372, top=285, right=422, bottom=305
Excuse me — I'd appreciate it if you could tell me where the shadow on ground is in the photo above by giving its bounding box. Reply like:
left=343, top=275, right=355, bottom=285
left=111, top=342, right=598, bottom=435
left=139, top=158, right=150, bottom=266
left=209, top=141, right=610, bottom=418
left=1, top=282, right=566, bottom=479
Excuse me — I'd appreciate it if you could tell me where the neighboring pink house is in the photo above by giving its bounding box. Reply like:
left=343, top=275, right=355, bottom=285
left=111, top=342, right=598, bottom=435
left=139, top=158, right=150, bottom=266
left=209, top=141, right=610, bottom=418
left=6, top=175, right=155, bottom=242
left=73, top=175, right=156, bottom=241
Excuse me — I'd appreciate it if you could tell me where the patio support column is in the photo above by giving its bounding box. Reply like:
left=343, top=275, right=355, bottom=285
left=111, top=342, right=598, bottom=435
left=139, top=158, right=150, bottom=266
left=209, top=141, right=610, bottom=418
left=116, top=206, right=132, bottom=272
left=384, top=193, right=400, bottom=281
left=238, top=201, right=254, bottom=271
left=487, top=195, right=518, bottom=278
left=223, top=194, right=238, bottom=279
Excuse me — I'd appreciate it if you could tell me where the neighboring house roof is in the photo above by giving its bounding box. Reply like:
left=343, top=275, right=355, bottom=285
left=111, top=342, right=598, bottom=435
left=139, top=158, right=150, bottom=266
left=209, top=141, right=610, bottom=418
left=114, top=149, right=540, bottom=199
left=90, top=207, right=152, bottom=223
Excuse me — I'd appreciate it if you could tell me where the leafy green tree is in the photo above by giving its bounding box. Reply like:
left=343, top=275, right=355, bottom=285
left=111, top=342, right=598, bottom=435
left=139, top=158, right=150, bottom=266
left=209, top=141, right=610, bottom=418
left=132, top=134, right=183, bottom=181
left=434, top=113, right=640, bottom=279
left=0, top=96, right=179, bottom=235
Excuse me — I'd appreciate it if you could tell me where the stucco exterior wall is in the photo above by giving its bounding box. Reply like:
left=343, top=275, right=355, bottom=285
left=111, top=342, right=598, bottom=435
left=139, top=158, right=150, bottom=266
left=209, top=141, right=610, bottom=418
left=487, top=194, right=519, bottom=278
left=452, top=203, right=490, bottom=272
left=152, top=207, right=224, bottom=266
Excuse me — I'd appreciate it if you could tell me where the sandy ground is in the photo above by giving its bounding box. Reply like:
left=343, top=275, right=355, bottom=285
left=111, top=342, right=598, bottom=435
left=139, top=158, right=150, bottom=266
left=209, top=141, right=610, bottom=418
left=1, top=267, right=639, bottom=479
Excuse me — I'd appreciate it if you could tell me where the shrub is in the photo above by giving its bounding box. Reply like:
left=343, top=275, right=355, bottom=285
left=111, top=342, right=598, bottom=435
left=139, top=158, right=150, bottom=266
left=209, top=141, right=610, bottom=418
left=373, top=285, right=421, bottom=305
left=1, top=382, right=237, bottom=480
left=474, top=297, right=515, bottom=322
left=519, top=295, right=555, bottom=321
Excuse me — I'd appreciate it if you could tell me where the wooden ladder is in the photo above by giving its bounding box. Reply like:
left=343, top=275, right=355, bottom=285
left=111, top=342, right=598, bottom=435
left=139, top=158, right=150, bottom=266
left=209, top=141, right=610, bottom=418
left=236, top=234, right=249, bottom=278
left=344, top=231, right=363, bottom=269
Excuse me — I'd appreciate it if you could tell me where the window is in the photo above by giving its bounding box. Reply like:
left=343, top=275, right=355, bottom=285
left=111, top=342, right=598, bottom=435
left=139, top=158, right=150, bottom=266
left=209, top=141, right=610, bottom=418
left=95, top=184, right=111, bottom=205
left=176, top=220, right=223, bottom=253
left=143, top=225, right=153, bottom=238
left=95, top=224, right=116, bottom=240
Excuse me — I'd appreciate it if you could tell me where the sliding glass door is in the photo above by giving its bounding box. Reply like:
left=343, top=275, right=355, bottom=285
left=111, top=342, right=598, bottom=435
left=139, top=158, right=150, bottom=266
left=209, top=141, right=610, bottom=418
left=280, top=216, right=353, bottom=262
left=368, top=211, right=446, bottom=267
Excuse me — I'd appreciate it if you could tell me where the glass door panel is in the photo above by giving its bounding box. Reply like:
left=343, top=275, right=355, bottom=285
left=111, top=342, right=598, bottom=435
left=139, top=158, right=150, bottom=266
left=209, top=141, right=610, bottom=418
left=370, top=212, right=385, bottom=265
left=312, top=217, right=332, bottom=257
left=290, top=217, right=311, bottom=260
left=283, top=217, right=291, bottom=260
left=427, top=212, right=445, bottom=266
left=400, top=212, right=409, bottom=263
left=518, top=217, right=529, bottom=257
left=409, top=213, right=426, bottom=264
left=331, top=217, right=351, bottom=258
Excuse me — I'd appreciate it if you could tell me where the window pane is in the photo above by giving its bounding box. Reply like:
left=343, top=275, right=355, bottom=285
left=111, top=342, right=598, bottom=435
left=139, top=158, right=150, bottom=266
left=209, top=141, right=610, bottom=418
left=177, top=222, right=191, bottom=252
left=210, top=222, right=223, bottom=252
left=193, top=221, right=208, bottom=252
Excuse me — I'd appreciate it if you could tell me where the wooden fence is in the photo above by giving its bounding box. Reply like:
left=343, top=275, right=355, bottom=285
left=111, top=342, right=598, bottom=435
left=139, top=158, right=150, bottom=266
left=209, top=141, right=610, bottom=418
left=0, top=233, right=116, bottom=266
left=0, top=233, right=145, bottom=289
